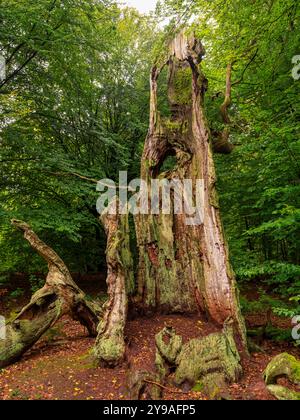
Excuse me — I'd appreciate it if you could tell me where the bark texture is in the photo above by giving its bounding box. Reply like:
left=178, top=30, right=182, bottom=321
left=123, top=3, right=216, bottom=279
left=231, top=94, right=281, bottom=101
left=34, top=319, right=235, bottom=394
left=154, top=324, right=242, bottom=398
left=135, top=32, right=247, bottom=349
left=0, top=220, right=101, bottom=368
left=93, top=199, right=134, bottom=366
left=127, top=370, right=162, bottom=400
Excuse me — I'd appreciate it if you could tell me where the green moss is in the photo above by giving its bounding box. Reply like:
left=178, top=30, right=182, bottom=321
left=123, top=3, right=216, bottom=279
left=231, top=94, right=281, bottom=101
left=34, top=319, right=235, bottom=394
left=264, top=353, right=300, bottom=385
left=155, top=327, right=183, bottom=365
left=171, top=66, right=192, bottom=105
left=94, top=335, right=125, bottom=365
left=164, top=119, right=181, bottom=132
left=267, top=385, right=300, bottom=400
left=174, top=328, right=242, bottom=391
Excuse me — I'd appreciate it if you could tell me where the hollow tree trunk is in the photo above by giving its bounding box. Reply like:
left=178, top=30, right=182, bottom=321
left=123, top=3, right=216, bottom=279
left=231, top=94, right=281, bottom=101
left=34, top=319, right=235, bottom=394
left=93, top=200, right=134, bottom=366
left=0, top=220, right=101, bottom=368
left=135, top=32, right=247, bottom=350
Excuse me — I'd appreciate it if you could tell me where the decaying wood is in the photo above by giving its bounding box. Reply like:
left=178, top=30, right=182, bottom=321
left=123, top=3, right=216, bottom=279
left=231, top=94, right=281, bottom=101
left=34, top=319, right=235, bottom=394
left=93, top=199, right=134, bottom=367
left=0, top=220, right=101, bottom=369
left=127, top=369, right=162, bottom=400
left=135, top=31, right=247, bottom=352
left=2, top=31, right=248, bottom=375
left=128, top=324, right=242, bottom=400
left=155, top=324, right=242, bottom=398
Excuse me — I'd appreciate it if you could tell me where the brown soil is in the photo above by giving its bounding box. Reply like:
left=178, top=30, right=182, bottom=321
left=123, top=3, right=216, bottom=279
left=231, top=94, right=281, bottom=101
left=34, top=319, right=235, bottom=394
left=0, top=308, right=299, bottom=401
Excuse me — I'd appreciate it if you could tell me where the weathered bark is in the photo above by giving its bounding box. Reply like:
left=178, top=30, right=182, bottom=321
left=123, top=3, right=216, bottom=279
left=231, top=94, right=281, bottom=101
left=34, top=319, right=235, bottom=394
left=0, top=220, right=101, bottom=368
left=135, top=31, right=247, bottom=350
left=127, top=370, right=162, bottom=400
left=154, top=323, right=242, bottom=398
left=93, top=199, right=134, bottom=366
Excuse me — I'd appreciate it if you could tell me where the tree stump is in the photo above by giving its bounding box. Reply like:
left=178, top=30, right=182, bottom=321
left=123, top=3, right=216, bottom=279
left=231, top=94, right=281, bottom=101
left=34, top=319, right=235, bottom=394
left=154, top=323, right=242, bottom=398
left=264, top=353, right=300, bottom=400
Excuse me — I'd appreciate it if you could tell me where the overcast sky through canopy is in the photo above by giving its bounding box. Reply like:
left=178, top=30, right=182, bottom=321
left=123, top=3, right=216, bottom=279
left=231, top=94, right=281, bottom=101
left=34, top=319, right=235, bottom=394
left=124, top=0, right=157, bottom=13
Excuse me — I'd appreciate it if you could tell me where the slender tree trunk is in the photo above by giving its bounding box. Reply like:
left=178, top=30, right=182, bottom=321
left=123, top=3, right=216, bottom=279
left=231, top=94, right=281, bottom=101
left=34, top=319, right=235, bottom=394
left=0, top=220, right=101, bottom=368
left=93, top=199, right=134, bottom=366
left=212, top=62, right=234, bottom=154
left=135, top=32, right=247, bottom=350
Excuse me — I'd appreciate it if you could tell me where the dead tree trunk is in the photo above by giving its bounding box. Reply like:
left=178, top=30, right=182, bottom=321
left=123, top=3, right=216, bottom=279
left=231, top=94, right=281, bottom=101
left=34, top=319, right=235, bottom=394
left=0, top=220, right=101, bottom=368
left=135, top=32, right=247, bottom=350
left=93, top=200, right=134, bottom=366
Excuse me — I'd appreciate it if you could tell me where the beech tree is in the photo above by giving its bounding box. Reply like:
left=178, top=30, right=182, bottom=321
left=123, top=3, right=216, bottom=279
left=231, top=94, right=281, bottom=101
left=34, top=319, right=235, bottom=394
left=1, top=33, right=247, bottom=393
left=93, top=33, right=247, bottom=392
left=135, top=32, right=246, bottom=343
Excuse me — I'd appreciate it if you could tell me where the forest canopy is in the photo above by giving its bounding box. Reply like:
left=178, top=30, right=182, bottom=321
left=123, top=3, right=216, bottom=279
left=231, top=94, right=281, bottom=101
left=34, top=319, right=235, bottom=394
left=1, top=0, right=299, bottom=306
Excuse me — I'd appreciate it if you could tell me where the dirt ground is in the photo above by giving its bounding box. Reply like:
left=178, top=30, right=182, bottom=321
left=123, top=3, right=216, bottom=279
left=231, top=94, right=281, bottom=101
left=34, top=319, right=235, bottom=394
left=0, top=276, right=299, bottom=401
left=0, top=307, right=299, bottom=400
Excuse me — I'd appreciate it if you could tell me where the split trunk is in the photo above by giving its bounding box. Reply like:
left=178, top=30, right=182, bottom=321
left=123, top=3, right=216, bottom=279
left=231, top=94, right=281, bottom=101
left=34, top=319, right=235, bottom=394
left=135, top=32, right=247, bottom=349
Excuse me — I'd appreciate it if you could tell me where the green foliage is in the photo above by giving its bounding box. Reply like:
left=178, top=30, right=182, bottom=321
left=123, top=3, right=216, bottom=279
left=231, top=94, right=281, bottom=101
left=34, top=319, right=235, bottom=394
left=9, top=288, right=24, bottom=299
left=29, top=274, right=44, bottom=294
left=0, top=1, right=157, bottom=274
left=0, top=0, right=299, bottom=336
left=241, top=286, right=300, bottom=321
left=0, top=274, right=9, bottom=285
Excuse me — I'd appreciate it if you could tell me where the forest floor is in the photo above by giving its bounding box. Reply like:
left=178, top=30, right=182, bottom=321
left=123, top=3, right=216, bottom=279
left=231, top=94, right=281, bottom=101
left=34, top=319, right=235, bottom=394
left=0, top=277, right=299, bottom=401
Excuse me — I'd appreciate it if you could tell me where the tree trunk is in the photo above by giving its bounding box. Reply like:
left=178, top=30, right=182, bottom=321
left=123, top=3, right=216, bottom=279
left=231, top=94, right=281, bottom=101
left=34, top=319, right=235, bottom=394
left=135, top=32, right=247, bottom=350
left=0, top=220, right=101, bottom=368
left=93, top=199, right=134, bottom=366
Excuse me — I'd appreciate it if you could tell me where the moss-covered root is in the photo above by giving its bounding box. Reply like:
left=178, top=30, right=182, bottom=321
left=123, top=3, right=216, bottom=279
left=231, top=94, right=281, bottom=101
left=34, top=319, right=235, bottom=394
left=0, top=296, right=61, bottom=369
left=155, top=327, right=183, bottom=379
left=264, top=353, right=300, bottom=385
left=0, top=220, right=101, bottom=370
left=93, top=334, right=126, bottom=367
left=263, top=353, right=300, bottom=400
left=267, top=385, right=300, bottom=401
left=174, top=326, right=242, bottom=397
left=10, top=219, right=101, bottom=337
